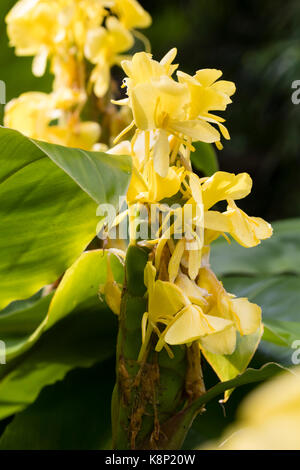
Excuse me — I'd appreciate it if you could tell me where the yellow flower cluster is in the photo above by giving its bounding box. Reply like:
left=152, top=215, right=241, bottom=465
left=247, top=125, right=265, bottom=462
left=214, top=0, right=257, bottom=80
left=4, top=0, right=273, bottom=369
left=114, top=49, right=235, bottom=176
left=111, top=49, right=273, bottom=362
left=4, top=0, right=151, bottom=149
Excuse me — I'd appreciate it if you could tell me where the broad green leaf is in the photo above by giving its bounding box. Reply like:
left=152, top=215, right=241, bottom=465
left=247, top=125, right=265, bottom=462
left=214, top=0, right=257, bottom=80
left=191, top=142, right=219, bottom=176
left=35, top=139, right=131, bottom=206
left=0, top=293, right=53, bottom=360
left=165, top=363, right=286, bottom=450
left=0, top=250, right=123, bottom=419
left=211, top=218, right=300, bottom=277
left=0, top=127, right=131, bottom=309
left=0, top=250, right=123, bottom=362
left=0, top=302, right=117, bottom=421
left=222, top=275, right=300, bottom=365
left=263, top=319, right=300, bottom=347
left=0, top=360, right=115, bottom=450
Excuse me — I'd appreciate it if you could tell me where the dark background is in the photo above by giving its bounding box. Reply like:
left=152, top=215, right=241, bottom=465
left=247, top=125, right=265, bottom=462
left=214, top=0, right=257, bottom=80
left=1, top=0, right=300, bottom=221
left=143, top=0, right=300, bottom=221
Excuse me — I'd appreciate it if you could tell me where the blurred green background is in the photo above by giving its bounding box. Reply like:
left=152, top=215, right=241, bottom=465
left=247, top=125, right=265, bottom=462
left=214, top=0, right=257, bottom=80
left=1, top=0, right=300, bottom=221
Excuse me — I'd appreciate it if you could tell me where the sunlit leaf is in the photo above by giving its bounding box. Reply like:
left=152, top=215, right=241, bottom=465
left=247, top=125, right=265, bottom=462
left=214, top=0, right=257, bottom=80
left=0, top=127, right=131, bottom=309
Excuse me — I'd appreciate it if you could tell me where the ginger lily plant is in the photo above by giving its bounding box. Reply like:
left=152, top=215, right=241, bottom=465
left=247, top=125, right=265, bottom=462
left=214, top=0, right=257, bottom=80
left=0, top=0, right=289, bottom=451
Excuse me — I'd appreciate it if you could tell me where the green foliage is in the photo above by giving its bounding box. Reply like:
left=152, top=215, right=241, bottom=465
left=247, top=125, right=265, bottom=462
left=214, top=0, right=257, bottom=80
left=0, top=250, right=123, bottom=420
left=0, top=360, right=115, bottom=450
left=190, top=142, right=219, bottom=176
left=0, top=127, right=131, bottom=309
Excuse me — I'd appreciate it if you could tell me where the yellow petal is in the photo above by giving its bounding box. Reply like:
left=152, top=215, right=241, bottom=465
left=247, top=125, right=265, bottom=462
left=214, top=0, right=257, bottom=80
left=160, top=47, right=177, bottom=66
left=175, top=271, right=208, bottom=306
left=189, top=172, right=203, bottom=205
left=199, top=324, right=236, bottom=355
left=130, top=82, right=158, bottom=129
left=170, top=119, right=220, bottom=143
left=168, top=239, right=185, bottom=283
left=211, top=80, right=236, bottom=97
left=226, top=201, right=273, bottom=247
left=126, top=167, right=148, bottom=203
left=202, top=172, right=253, bottom=210
left=230, top=298, right=262, bottom=335
left=114, top=0, right=152, bottom=30
left=164, top=305, right=209, bottom=345
left=106, top=16, right=134, bottom=54
left=204, top=210, right=231, bottom=233
left=32, top=46, right=48, bottom=77
left=195, top=69, right=223, bottom=87
left=148, top=163, right=181, bottom=202
left=188, top=247, right=202, bottom=281
left=91, top=61, right=110, bottom=97
left=149, top=280, right=189, bottom=323
left=153, top=129, right=170, bottom=177
left=144, top=261, right=156, bottom=294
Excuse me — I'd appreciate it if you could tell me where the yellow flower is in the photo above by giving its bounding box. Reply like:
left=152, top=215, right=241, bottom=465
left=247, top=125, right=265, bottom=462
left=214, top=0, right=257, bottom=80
left=201, top=171, right=252, bottom=210
left=198, top=171, right=272, bottom=247
left=118, top=50, right=235, bottom=176
left=45, top=120, right=101, bottom=151
left=177, top=69, right=236, bottom=148
left=197, top=267, right=262, bottom=338
left=99, top=253, right=123, bottom=315
left=112, top=0, right=152, bottom=30
left=6, top=0, right=62, bottom=76
left=4, top=92, right=100, bottom=151
left=4, top=92, right=57, bottom=139
left=139, top=262, right=237, bottom=360
left=85, top=16, right=134, bottom=97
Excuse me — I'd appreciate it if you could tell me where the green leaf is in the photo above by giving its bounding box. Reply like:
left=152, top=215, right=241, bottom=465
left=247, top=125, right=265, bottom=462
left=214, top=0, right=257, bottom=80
left=35, top=139, right=131, bottom=206
left=211, top=218, right=300, bottom=277
left=222, top=275, right=300, bottom=365
left=0, top=127, right=131, bottom=309
left=191, top=142, right=219, bottom=176
left=263, top=319, right=300, bottom=347
left=0, top=293, right=53, bottom=360
left=164, top=362, right=286, bottom=450
left=0, top=250, right=123, bottom=420
left=0, top=360, right=116, bottom=450
left=0, top=249, right=123, bottom=363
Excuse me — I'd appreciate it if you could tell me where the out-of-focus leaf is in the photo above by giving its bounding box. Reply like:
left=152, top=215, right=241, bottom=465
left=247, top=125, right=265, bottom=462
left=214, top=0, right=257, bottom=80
left=0, top=302, right=117, bottom=421
left=191, top=142, right=219, bottom=176
left=0, top=360, right=115, bottom=450
left=211, top=219, right=300, bottom=277
left=0, top=293, right=53, bottom=360
left=163, top=362, right=285, bottom=450
left=0, top=250, right=123, bottom=420
left=0, top=250, right=123, bottom=362
left=222, top=275, right=300, bottom=365
left=0, top=127, right=131, bottom=309
left=263, top=319, right=300, bottom=347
